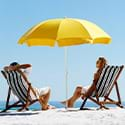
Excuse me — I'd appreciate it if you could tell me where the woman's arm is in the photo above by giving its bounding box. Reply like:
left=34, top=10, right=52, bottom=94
left=4, top=64, right=32, bottom=71
left=17, top=64, right=32, bottom=69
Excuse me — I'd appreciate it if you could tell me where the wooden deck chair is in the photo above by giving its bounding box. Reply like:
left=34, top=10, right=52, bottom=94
left=0, top=70, right=41, bottom=112
left=80, top=65, right=124, bottom=110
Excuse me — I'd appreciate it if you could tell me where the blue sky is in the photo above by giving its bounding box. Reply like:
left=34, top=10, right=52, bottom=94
left=0, top=0, right=125, bottom=102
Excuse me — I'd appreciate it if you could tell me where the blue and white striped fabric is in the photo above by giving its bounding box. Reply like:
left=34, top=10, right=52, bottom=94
left=3, top=70, right=37, bottom=103
left=91, top=65, right=121, bottom=97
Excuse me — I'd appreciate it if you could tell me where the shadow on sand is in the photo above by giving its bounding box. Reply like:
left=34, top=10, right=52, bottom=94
left=0, top=111, right=39, bottom=116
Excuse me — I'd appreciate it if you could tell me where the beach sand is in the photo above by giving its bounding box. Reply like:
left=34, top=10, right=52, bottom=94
left=0, top=108, right=125, bottom=125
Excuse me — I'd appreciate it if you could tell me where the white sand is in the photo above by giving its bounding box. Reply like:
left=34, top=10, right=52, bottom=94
left=0, top=108, right=125, bottom=125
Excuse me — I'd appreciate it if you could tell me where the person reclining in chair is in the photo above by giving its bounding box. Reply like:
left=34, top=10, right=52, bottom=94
left=4, top=62, right=55, bottom=110
left=62, top=57, right=107, bottom=107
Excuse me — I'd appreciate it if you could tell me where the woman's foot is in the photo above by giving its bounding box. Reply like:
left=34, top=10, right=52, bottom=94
left=61, top=99, right=74, bottom=108
left=42, top=104, right=56, bottom=110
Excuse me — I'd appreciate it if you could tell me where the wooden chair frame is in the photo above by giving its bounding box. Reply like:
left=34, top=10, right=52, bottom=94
left=1, top=70, right=40, bottom=112
left=80, top=65, right=124, bottom=110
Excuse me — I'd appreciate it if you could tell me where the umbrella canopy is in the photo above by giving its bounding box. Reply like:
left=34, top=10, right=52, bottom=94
left=18, top=18, right=111, bottom=46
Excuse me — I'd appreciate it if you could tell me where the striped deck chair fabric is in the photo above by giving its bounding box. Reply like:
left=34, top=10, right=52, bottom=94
left=3, top=70, right=37, bottom=103
left=91, top=65, right=122, bottom=97
left=0, top=70, right=39, bottom=112
left=80, top=65, right=124, bottom=110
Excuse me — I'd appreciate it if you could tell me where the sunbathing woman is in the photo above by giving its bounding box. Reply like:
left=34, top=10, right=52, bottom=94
left=62, top=57, right=107, bottom=107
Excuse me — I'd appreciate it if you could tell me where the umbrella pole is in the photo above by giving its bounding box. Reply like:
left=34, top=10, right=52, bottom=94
left=65, top=47, right=68, bottom=109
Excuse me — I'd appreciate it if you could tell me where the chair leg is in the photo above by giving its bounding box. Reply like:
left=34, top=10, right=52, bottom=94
left=105, top=97, right=124, bottom=108
left=115, top=82, right=122, bottom=104
left=0, top=87, right=11, bottom=112
left=5, top=87, right=11, bottom=108
left=0, top=108, right=8, bottom=113
left=17, top=101, right=30, bottom=111
left=80, top=98, right=88, bottom=110
left=0, top=101, right=21, bottom=113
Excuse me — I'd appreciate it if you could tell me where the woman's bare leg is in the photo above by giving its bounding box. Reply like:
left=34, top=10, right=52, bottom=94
left=62, top=86, right=83, bottom=107
left=39, top=89, right=51, bottom=110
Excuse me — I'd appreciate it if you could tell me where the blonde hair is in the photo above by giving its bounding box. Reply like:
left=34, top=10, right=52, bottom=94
left=98, top=57, right=107, bottom=67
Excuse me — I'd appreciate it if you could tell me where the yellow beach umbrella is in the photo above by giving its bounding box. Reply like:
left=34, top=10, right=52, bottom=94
left=18, top=18, right=111, bottom=108
left=18, top=18, right=111, bottom=46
